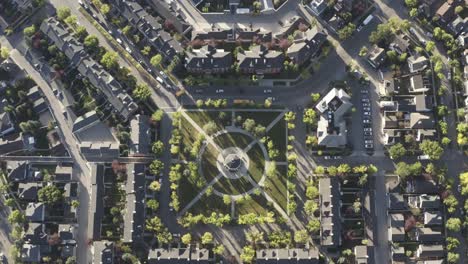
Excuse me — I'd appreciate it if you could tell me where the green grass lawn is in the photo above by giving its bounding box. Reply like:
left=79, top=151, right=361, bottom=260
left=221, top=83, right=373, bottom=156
left=264, top=165, right=288, bottom=212
left=213, top=176, right=255, bottom=195
left=266, top=118, right=287, bottom=161
left=200, top=144, right=220, bottom=183
left=235, top=111, right=281, bottom=128
left=178, top=176, right=204, bottom=209
left=188, top=193, right=230, bottom=215
left=186, top=110, right=230, bottom=132
left=213, top=132, right=254, bottom=150
left=247, top=143, right=265, bottom=183
left=236, top=193, right=271, bottom=216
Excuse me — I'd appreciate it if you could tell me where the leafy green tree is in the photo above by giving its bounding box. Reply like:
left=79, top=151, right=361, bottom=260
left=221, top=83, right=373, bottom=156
left=201, top=232, right=213, bottom=245
left=304, top=200, right=318, bottom=215
left=75, top=26, right=88, bottom=40
left=151, top=109, right=164, bottom=122
left=395, top=162, right=411, bottom=180
left=100, top=4, right=110, bottom=15
left=146, top=199, right=159, bottom=211
left=223, top=195, right=231, bottom=205
left=307, top=219, right=320, bottom=233
left=419, top=140, right=444, bottom=160
left=310, top=93, right=320, bottom=102
left=145, top=216, right=163, bottom=232
left=389, top=143, right=406, bottom=159
left=337, top=164, right=351, bottom=175
left=359, top=46, right=368, bottom=57
left=8, top=210, right=25, bottom=225
left=447, top=252, right=460, bottom=263
left=338, top=23, right=356, bottom=40
left=38, top=185, right=63, bottom=204
left=213, top=245, right=225, bottom=255
left=152, top=141, right=164, bottom=156
left=84, top=35, right=99, bottom=50
left=405, top=0, right=418, bottom=8
left=57, top=7, right=71, bottom=21
left=150, top=54, right=162, bottom=67
left=23, top=25, right=36, bottom=37
left=64, top=15, right=78, bottom=29
left=100, top=51, right=119, bottom=70
left=0, top=47, right=10, bottom=60
left=446, top=218, right=461, bottom=232
left=149, top=181, right=161, bottom=191
left=181, top=233, right=191, bottom=245
left=306, top=185, right=319, bottom=199
left=246, top=231, right=264, bottom=247
left=455, top=5, right=463, bottom=14
left=240, top=245, right=255, bottom=264
left=294, top=230, right=308, bottom=244
left=132, top=83, right=151, bottom=101
left=446, top=237, right=460, bottom=251
left=149, top=160, right=164, bottom=175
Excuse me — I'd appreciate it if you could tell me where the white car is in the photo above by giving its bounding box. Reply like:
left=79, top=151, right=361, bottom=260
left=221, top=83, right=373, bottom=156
left=125, top=46, right=132, bottom=54
left=365, top=144, right=374, bottom=149
left=364, top=127, right=372, bottom=132
left=364, top=131, right=372, bottom=136
left=361, top=98, right=370, bottom=102
left=361, top=90, right=369, bottom=94
left=362, top=103, right=371, bottom=107
left=364, top=140, right=373, bottom=144
left=160, top=71, right=168, bottom=79
left=363, top=107, right=371, bottom=111
left=216, top=89, right=224, bottom=93
left=363, top=119, right=371, bottom=124
left=264, top=89, right=272, bottom=93
left=363, top=112, right=371, bottom=116
left=324, top=156, right=332, bottom=160
left=116, top=38, right=123, bottom=45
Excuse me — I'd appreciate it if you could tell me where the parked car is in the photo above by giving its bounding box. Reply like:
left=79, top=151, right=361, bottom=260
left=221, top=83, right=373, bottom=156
left=364, top=140, right=373, bottom=144
left=216, top=89, right=224, bottom=93
left=417, top=155, right=430, bottom=160
left=364, top=127, right=372, bottom=132
left=160, top=71, right=168, bottom=79
left=333, top=156, right=342, bottom=160
left=264, top=89, right=272, bottom=93
left=361, top=98, right=370, bottom=102
left=363, top=107, right=371, bottom=111
left=116, top=38, right=123, bottom=45
left=363, top=112, right=371, bottom=116
left=364, top=131, right=372, bottom=136
left=365, top=144, right=374, bottom=149
left=125, top=46, right=132, bottom=54
left=156, top=76, right=164, bottom=84
left=362, top=103, right=371, bottom=107
left=195, top=89, right=203, bottom=94
left=361, top=90, right=369, bottom=94
left=324, top=156, right=332, bottom=160
left=363, top=119, right=372, bottom=124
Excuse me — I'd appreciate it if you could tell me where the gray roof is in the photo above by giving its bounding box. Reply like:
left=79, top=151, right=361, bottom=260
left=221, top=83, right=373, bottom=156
left=256, top=248, right=319, bottom=263
left=88, top=164, right=105, bottom=240
left=23, top=223, right=47, bottom=245
left=408, top=55, right=429, bottom=72
left=388, top=193, right=407, bottom=211
left=416, top=244, right=444, bottom=258
left=286, top=27, right=327, bottom=65
left=40, top=18, right=138, bottom=121
left=354, top=246, right=369, bottom=264
left=130, top=115, right=151, bottom=155
left=148, top=247, right=211, bottom=263
left=123, top=163, right=146, bottom=243
left=367, top=45, right=386, bottom=68
left=185, top=45, right=232, bottom=72
left=18, top=182, right=42, bottom=201
left=237, top=45, right=284, bottom=73
left=319, top=177, right=341, bottom=247
left=25, top=202, right=45, bottom=222
left=416, top=227, right=443, bottom=242
left=93, top=241, right=114, bottom=264
left=148, top=0, right=191, bottom=33
left=424, top=211, right=442, bottom=225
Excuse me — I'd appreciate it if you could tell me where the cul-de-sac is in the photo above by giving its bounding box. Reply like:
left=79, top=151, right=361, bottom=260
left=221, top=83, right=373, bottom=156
left=0, top=0, right=466, bottom=263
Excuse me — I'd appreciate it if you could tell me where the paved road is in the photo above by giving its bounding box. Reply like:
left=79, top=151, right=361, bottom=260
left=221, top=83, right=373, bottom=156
left=4, top=46, right=92, bottom=263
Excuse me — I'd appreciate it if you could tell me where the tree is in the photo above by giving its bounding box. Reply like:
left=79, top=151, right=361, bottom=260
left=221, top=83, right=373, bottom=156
left=243, top=119, right=256, bottom=132
left=71, top=200, right=80, bottom=208
left=240, top=245, right=255, bottom=264
left=8, top=210, right=25, bottom=225
left=446, top=237, right=460, bottom=251
left=213, top=245, right=225, bottom=255
left=181, top=233, right=192, bottom=245
left=307, top=219, right=320, bottom=233
left=359, top=46, right=368, bottom=57
left=246, top=231, right=264, bottom=246
left=306, top=185, right=319, bottom=199
left=395, top=162, right=411, bottom=180
left=455, top=5, right=463, bottom=14
left=304, top=200, right=318, bottom=215
left=152, top=141, right=164, bottom=156
left=294, top=230, right=308, bottom=244
left=420, top=140, right=444, bottom=160
left=23, top=25, right=36, bottom=37
left=338, top=23, right=356, bottom=40
left=201, top=232, right=213, bottom=245
left=388, top=143, right=406, bottom=159
left=133, top=83, right=151, bottom=101
left=84, top=35, right=99, bottom=50
left=425, top=41, right=435, bottom=53
left=223, top=195, right=231, bottom=205
left=405, top=0, right=418, bottom=8
left=446, top=218, right=461, bottom=232
left=460, top=172, right=468, bottom=196
left=57, top=7, right=71, bottom=21
left=146, top=216, right=163, bottom=233
left=149, top=181, right=161, bottom=192
left=146, top=199, right=159, bottom=211
left=64, top=15, right=78, bottom=29
left=65, top=256, right=76, bottom=264
left=149, top=160, right=164, bottom=175
left=337, top=164, right=351, bottom=175
left=0, top=47, right=10, bottom=60
left=264, top=98, right=272, bottom=108
left=19, top=120, right=41, bottom=134
left=150, top=54, right=162, bottom=67
left=151, top=109, right=164, bottom=122
left=75, top=26, right=88, bottom=40
left=409, top=8, right=418, bottom=17
left=447, top=252, right=460, bottom=263
left=444, top=194, right=458, bottom=214
left=100, top=51, right=119, bottom=70
left=100, top=4, right=110, bottom=15
left=38, top=185, right=63, bottom=204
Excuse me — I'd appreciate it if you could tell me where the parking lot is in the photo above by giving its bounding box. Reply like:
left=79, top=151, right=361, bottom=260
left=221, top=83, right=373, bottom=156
left=348, top=81, right=374, bottom=153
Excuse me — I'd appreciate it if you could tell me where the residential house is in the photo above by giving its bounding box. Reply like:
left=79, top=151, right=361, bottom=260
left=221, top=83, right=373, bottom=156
left=389, top=35, right=410, bottom=55
left=379, top=79, right=396, bottom=97
left=334, top=0, right=353, bottom=12
left=110, top=0, right=184, bottom=61
left=406, top=178, right=439, bottom=194
left=408, top=55, right=429, bottom=73
left=23, top=223, right=47, bottom=245
left=237, top=45, right=284, bottom=74
left=21, top=244, right=49, bottom=263
left=388, top=193, right=408, bottom=211
left=388, top=213, right=405, bottom=242
left=419, top=0, right=444, bottom=18
left=319, top=178, right=342, bottom=247
left=315, top=88, right=353, bottom=148
left=93, top=241, right=115, bottom=264
left=415, top=227, right=443, bottom=242
left=0, top=99, right=15, bottom=137
left=256, top=248, right=319, bottom=263
left=185, top=45, right=233, bottom=74
left=449, top=16, right=468, bottom=35
left=192, top=24, right=272, bottom=44
left=147, top=0, right=191, bottom=34
left=408, top=194, right=440, bottom=209
left=354, top=246, right=369, bottom=264
left=148, top=247, right=212, bottom=263
left=25, top=202, right=45, bottom=223
left=40, top=18, right=138, bottom=121
left=416, top=244, right=444, bottom=259
left=129, top=115, right=151, bottom=156
left=88, top=164, right=105, bottom=241
left=391, top=246, right=406, bottom=263
left=367, top=45, right=386, bottom=69
left=286, top=27, right=327, bottom=65
left=409, top=74, right=430, bottom=93
left=435, top=0, right=456, bottom=24
left=309, top=0, right=327, bottom=15
left=18, top=182, right=42, bottom=201
left=123, top=163, right=146, bottom=243
left=382, top=110, right=436, bottom=146
left=424, top=211, right=443, bottom=226
left=457, top=32, right=468, bottom=47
